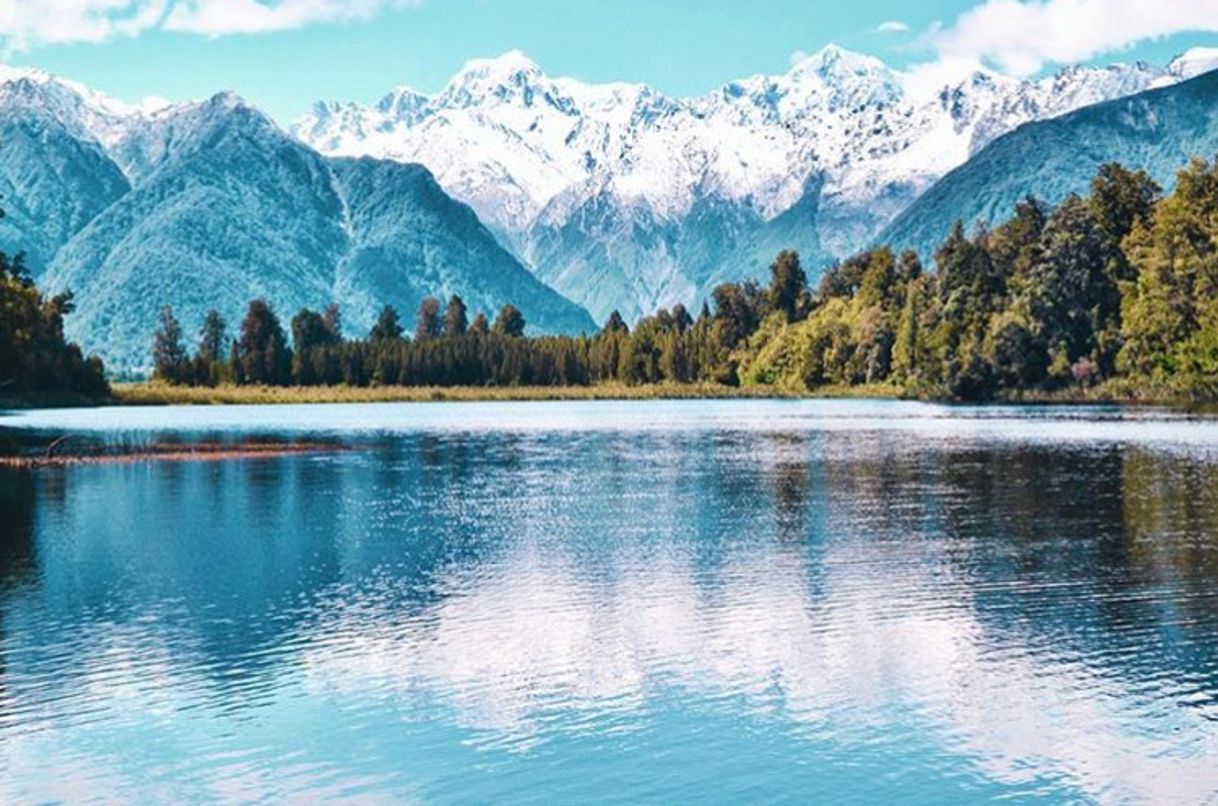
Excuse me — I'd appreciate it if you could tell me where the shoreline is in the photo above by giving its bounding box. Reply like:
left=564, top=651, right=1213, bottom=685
left=0, top=381, right=1202, bottom=410
left=104, top=381, right=864, bottom=406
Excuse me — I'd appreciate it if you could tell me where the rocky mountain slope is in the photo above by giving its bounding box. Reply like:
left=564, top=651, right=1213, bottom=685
left=880, top=66, right=1218, bottom=261
left=0, top=72, right=594, bottom=371
left=295, top=47, right=1218, bottom=320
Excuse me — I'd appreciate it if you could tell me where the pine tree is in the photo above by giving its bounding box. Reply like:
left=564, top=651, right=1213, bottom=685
left=323, top=303, right=343, bottom=342
left=152, top=305, right=188, bottom=384
left=415, top=297, right=442, bottom=339
left=370, top=305, right=404, bottom=342
left=603, top=310, right=629, bottom=334
left=768, top=250, right=808, bottom=322
left=198, top=310, right=228, bottom=363
left=492, top=304, right=526, bottom=337
left=443, top=295, right=468, bottom=337
left=234, top=299, right=291, bottom=386
left=291, top=308, right=337, bottom=385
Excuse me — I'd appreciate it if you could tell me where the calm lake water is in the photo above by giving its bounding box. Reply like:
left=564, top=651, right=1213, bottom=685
left=2, top=399, right=1218, bottom=803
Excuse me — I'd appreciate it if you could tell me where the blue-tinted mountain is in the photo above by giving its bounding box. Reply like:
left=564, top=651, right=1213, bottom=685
left=0, top=77, right=130, bottom=273
left=880, top=68, right=1218, bottom=261
left=0, top=75, right=594, bottom=372
left=295, top=48, right=1218, bottom=320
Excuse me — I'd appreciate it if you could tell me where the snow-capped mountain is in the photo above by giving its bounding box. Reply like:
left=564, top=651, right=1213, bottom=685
left=882, top=67, right=1218, bottom=262
left=0, top=71, right=594, bottom=370
left=295, top=46, right=1215, bottom=321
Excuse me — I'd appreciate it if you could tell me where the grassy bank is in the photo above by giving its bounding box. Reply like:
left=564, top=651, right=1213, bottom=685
left=36, top=380, right=1203, bottom=408
left=111, top=381, right=904, bottom=406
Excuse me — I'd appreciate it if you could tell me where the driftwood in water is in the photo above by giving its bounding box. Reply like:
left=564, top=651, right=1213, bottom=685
left=0, top=440, right=352, bottom=468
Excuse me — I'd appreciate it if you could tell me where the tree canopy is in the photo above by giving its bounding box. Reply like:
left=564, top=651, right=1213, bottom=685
left=148, top=157, right=1218, bottom=403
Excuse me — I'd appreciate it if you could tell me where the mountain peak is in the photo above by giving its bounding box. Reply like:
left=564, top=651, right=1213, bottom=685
left=788, top=44, right=888, bottom=80
left=441, top=50, right=551, bottom=107
left=0, top=64, right=54, bottom=86
left=452, top=50, right=543, bottom=86
left=376, top=85, right=430, bottom=120
left=202, top=90, right=249, bottom=110
left=1168, top=47, right=1218, bottom=80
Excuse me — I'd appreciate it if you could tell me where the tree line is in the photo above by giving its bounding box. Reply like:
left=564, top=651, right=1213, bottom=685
left=0, top=214, right=107, bottom=401
left=148, top=155, right=1218, bottom=401
left=738, top=158, right=1218, bottom=400
left=0, top=151, right=1199, bottom=402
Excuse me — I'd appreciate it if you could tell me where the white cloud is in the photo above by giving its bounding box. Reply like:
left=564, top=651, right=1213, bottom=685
left=874, top=20, right=910, bottom=34
left=789, top=48, right=809, bottom=66
left=0, top=1, right=168, bottom=50
left=165, top=0, right=417, bottom=36
left=0, top=0, right=417, bottom=51
left=929, top=0, right=1218, bottom=76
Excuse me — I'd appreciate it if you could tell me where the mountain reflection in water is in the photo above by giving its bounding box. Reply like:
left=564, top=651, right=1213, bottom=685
left=0, top=400, right=1216, bottom=802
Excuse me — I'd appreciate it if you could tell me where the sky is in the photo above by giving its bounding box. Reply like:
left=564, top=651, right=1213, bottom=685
left=4, top=0, right=1218, bottom=122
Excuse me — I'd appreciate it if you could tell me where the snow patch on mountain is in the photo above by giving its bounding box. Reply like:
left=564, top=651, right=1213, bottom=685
left=293, top=45, right=1213, bottom=320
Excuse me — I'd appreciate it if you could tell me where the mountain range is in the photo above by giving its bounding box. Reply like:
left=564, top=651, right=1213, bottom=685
left=295, top=46, right=1218, bottom=321
left=2, top=47, right=1218, bottom=369
left=0, top=70, right=594, bottom=370
left=881, top=67, right=1218, bottom=259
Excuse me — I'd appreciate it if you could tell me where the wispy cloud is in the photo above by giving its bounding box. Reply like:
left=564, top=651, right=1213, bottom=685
left=928, top=0, right=1218, bottom=76
left=873, top=20, right=910, bottom=34
left=166, top=0, right=418, bottom=36
left=0, top=0, right=417, bottom=52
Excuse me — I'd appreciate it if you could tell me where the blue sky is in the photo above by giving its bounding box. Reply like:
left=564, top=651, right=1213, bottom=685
left=8, top=0, right=1218, bottom=122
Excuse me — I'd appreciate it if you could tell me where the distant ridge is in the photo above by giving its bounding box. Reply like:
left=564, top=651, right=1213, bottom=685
left=879, top=67, right=1218, bottom=262
left=295, top=46, right=1212, bottom=320
left=0, top=77, right=594, bottom=371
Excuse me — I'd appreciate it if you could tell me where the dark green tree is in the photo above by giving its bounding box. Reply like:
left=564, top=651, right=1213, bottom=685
left=198, top=310, right=228, bottom=363
left=603, top=310, right=629, bottom=334
left=152, top=305, right=188, bottom=384
left=370, top=305, right=404, bottom=342
left=1089, top=163, right=1161, bottom=248
left=768, top=250, right=808, bottom=322
left=323, top=303, right=343, bottom=342
left=234, top=299, right=291, bottom=385
left=492, top=304, right=526, bottom=337
left=443, top=295, right=469, bottom=337
left=415, top=297, right=442, bottom=339
left=711, top=281, right=764, bottom=348
left=291, top=307, right=340, bottom=384
left=671, top=303, right=693, bottom=332
left=0, top=236, right=106, bottom=399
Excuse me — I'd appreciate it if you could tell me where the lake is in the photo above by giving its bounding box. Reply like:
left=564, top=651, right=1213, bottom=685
left=1, top=399, right=1217, bottom=802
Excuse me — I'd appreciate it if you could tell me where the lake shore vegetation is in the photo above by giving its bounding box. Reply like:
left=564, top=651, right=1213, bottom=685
left=145, top=159, right=1218, bottom=405
left=7, top=158, right=1218, bottom=407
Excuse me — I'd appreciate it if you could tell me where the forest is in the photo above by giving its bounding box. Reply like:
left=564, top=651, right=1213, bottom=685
left=7, top=156, right=1218, bottom=403
left=149, top=157, right=1218, bottom=402
left=0, top=222, right=108, bottom=402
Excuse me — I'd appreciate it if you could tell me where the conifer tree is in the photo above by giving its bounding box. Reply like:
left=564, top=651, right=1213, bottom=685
left=603, top=310, right=629, bottom=334
left=492, top=304, right=526, bottom=337
left=198, top=310, right=228, bottom=363
left=370, top=305, right=404, bottom=342
left=152, top=305, right=188, bottom=384
left=768, top=250, right=808, bottom=322
left=415, top=297, right=442, bottom=339
left=443, top=295, right=468, bottom=337
left=234, top=299, right=291, bottom=386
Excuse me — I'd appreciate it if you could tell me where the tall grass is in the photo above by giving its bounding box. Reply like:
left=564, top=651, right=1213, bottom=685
left=111, top=381, right=886, bottom=406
